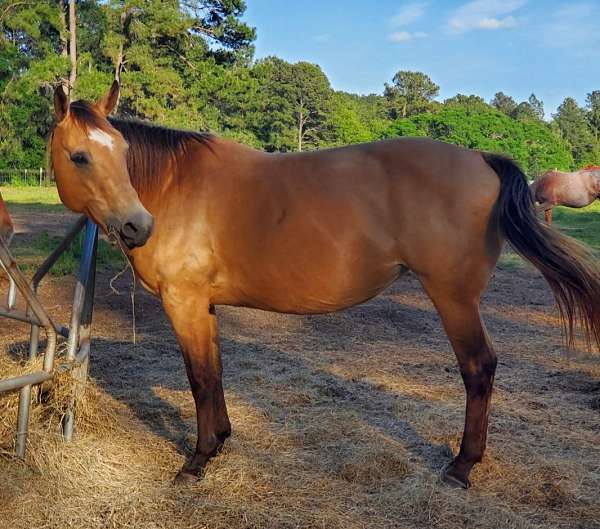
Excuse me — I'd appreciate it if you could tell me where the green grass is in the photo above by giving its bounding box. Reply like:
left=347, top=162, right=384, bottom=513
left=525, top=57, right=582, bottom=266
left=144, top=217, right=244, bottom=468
left=10, top=231, right=125, bottom=277
left=1, top=185, right=63, bottom=210
left=2, top=185, right=124, bottom=275
left=498, top=202, right=600, bottom=270
left=551, top=201, right=600, bottom=252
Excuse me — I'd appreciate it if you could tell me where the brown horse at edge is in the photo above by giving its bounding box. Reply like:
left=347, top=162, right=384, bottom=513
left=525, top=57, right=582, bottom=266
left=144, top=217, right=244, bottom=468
left=0, top=191, right=14, bottom=244
left=48, top=82, right=600, bottom=489
left=531, top=166, right=600, bottom=224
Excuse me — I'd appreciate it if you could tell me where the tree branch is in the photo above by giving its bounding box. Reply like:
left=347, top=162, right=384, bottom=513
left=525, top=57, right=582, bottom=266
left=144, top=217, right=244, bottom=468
left=0, top=1, right=26, bottom=24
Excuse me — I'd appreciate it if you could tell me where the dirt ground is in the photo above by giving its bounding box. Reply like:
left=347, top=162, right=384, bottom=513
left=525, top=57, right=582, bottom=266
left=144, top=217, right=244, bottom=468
left=10, top=209, right=79, bottom=238
left=0, top=217, right=599, bottom=528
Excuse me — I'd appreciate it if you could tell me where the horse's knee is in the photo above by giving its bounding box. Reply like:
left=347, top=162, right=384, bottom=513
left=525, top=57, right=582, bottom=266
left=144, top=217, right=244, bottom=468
left=460, top=354, right=497, bottom=398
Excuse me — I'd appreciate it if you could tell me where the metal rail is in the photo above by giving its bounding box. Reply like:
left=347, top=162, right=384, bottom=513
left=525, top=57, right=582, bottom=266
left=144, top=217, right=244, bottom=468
left=0, top=216, right=97, bottom=457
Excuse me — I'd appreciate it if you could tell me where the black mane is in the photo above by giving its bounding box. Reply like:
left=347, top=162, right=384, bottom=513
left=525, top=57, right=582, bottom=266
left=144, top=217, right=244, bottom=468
left=68, top=100, right=213, bottom=195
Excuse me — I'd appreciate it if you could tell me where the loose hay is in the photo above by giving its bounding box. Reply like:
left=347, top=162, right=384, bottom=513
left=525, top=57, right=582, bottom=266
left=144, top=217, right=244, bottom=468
left=0, top=267, right=599, bottom=529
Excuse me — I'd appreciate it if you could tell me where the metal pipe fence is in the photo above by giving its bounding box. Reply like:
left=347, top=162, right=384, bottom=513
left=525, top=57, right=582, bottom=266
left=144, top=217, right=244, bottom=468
left=0, top=169, right=51, bottom=187
left=0, top=216, right=97, bottom=457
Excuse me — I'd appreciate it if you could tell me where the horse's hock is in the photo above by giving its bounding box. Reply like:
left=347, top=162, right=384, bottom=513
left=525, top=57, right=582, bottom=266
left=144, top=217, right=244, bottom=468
left=0, top=216, right=98, bottom=457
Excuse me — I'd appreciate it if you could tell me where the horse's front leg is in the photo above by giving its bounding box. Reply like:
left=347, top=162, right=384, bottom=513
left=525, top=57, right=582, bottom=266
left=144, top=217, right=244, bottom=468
left=163, top=294, right=231, bottom=482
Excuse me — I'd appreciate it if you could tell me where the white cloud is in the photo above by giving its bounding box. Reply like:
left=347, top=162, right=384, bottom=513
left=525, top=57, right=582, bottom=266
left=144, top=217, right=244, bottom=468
left=313, top=34, right=331, bottom=43
left=448, top=0, right=526, bottom=33
left=388, top=2, right=428, bottom=42
left=476, top=16, right=517, bottom=30
left=389, top=31, right=428, bottom=42
left=390, top=2, right=427, bottom=27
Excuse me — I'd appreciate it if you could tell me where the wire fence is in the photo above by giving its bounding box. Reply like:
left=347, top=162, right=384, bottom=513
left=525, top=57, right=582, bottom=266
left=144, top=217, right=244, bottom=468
left=0, top=169, right=52, bottom=187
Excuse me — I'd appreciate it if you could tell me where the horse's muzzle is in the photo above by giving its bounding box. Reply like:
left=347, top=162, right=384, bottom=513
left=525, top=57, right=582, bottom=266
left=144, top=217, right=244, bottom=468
left=118, top=211, right=154, bottom=249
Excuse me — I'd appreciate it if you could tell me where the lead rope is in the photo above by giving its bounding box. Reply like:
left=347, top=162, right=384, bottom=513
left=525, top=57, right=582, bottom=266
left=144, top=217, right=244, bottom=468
left=108, top=229, right=137, bottom=345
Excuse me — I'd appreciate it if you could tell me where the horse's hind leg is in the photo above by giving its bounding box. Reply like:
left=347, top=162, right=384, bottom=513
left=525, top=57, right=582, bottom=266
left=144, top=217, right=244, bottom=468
left=420, top=278, right=497, bottom=488
left=535, top=202, right=553, bottom=224
left=162, top=293, right=231, bottom=483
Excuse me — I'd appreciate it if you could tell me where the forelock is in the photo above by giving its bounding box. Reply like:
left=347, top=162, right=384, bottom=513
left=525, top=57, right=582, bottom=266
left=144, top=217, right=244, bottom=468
left=68, top=100, right=113, bottom=133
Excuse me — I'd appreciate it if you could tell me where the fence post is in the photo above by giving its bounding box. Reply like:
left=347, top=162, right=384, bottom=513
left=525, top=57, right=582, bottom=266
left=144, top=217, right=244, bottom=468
left=39, top=167, right=43, bottom=186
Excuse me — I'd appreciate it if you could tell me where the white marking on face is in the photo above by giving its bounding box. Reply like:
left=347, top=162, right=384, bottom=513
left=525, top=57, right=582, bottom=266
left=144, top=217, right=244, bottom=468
left=88, top=128, right=114, bottom=151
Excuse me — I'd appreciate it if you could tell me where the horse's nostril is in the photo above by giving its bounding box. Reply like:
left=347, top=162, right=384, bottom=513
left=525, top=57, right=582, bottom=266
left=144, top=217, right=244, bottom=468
left=118, top=212, right=153, bottom=249
left=123, top=221, right=139, bottom=235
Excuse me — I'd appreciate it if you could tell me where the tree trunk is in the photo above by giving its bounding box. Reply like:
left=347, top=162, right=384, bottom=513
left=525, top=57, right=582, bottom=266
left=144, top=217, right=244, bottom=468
left=298, top=108, right=303, bottom=152
left=57, top=0, right=69, bottom=93
left=68, top=0, right=77, bottom=92
left=115, top=45, right=124, bottom=82
left=115, top=9, right=130, bottom=82
left=59, top=1, right=68, bottom=57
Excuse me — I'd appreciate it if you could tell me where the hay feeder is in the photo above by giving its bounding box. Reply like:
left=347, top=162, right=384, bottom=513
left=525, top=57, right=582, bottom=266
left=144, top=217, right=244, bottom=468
left=0, top=216, right=97, bottom=456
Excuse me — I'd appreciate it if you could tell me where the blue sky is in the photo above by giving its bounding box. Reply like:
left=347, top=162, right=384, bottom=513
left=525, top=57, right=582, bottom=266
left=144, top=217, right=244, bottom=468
left=242, top=1, right=600, bottom=117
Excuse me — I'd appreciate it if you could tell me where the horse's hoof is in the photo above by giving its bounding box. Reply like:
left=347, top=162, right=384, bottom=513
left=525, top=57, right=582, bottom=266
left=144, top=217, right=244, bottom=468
left=173, top=471, right=199, bottom=485
left=441, top=465, right=471, bottom=489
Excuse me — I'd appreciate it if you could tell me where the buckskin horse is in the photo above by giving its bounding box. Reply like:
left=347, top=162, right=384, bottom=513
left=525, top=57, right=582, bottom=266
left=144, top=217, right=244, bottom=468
left=531, top=166, right=600, bottom=224
left=48, top=82, right=600, bottom=489
left=0, top=191, right=14, bottom=244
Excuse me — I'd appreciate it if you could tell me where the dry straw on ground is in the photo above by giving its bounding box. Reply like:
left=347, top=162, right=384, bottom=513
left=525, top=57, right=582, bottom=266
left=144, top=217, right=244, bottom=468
left=0, top=265, right=599, bottom=529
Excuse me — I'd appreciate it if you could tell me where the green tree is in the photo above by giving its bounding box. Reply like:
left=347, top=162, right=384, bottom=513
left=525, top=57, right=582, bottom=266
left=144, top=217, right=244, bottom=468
left=348, top=93, right=391, bottom=139
left=384, top=70, right=439, bottom=119
left=510, top=94, right=544, bottom=122
left=252, top=57, right=332, bottom=151
left=511, top=102, right=537, bottom=121
left=184, top=0, right=256, bottom=64
left=586, top=90, right=600, bottom=139
left=0, top=0, right=67, bottom=168
left=528, top=93, right=544, bottom=120
left=490, top=92, right=517, bottom=115
left=445, top=94, right=488, bottom=110
left=325, top=92, right=376, bottom=146
left=93, top=0, right=256, bottom=129
left=0, top=0, right=595, bottom=176
left=384, top=103, right=573, bottom=175
left=554, top=97, right=598, bottom=166
left=0, top=0, right=260, bottom=166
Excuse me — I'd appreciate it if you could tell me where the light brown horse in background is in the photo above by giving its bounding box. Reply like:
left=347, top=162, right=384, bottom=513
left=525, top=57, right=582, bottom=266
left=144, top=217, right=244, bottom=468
left=531, top=166, right=600, bottom=224
left=0, top=191, right=14, bottom=244
left=48, top=82, right=600, bottom=490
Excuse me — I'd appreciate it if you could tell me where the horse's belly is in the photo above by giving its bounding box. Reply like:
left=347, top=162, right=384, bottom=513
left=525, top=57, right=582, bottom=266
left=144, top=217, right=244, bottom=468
left=222, top=260, right=408, bottom=315
left=561, top=192, right=595, bottom=208
left=290, top=263, right=409, bottom=314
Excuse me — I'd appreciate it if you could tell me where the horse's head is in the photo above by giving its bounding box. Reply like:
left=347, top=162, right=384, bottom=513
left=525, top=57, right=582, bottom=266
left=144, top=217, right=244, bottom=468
left=50, top=81, right=153, bottom=249
left=0, top=191, right=14, bottom=245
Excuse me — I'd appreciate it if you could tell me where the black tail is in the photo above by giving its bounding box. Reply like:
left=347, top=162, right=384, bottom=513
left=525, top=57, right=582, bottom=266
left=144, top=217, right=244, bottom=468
left=483, top=153, right=600, bottom=349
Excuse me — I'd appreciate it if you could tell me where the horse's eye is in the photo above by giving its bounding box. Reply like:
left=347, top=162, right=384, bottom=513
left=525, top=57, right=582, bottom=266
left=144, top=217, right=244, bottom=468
left=70, top=152, right=90, bottom=166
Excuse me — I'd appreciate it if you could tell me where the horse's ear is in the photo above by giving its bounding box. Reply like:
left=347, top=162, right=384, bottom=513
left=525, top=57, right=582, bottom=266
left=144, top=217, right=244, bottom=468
left=97, top=80, right=120, bottom=116
left=53, top=84, right=69, bottom=122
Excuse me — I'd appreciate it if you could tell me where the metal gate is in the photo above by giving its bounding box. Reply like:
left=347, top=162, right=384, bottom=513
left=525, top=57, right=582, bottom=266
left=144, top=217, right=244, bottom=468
left=0, top=216, right=97, bottom=456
